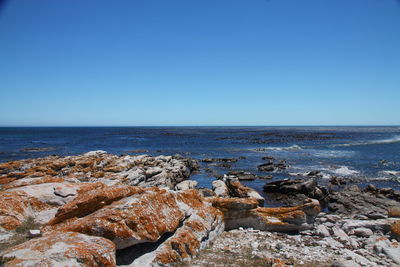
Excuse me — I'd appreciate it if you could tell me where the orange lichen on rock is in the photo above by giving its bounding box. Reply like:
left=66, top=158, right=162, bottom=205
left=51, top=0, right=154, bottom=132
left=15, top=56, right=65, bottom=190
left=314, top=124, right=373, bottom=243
left=155, top=229, right=200, bottom=264
left=43, top=188, right=187, bottom=249
left=391, top=220, right=400, bottom=241
left=48, top=184, right=144, bottom=225
left=0, top=177, right=16, bottom=185
left=209, top=197, right=320, bottom=231
left=0, top=191, right=50, bottom=230
left=3, top=176, right=65, bottom=190
left=0, top=231, right=116, bottom=267
left=388, top=206, right=400, bottom=218
left=209, top=196, right=259, bottom=210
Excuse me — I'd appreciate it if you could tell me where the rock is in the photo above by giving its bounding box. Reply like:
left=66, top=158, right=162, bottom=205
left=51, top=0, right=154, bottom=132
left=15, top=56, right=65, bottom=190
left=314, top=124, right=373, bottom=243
left=257, top=159, right=287, bottom=172
left=0, top=231, right=116, bottom=266
left=0, top=191, right=50, bottom=232
left=223, top=176, right=264, bottom=206
left=83, top=150, right=108, bottom=156
left=316, top=224, right=330, bottom=237
left=390, top=220, right=400, bottom=241
left=175, top=180, right=198, bottom=190
left=226, top=171, right=257, bottom=181
left=329, top=185, right=399, bottom=215
left=212, top=180, right=229, bottom=197
left=388, top=206, right=400, bottom=218
left=210, top=197, right=320, bottom=231
left=257, top=162, right=275, bottom=172
left=263, top=178, right=328, bottom=203
left=3, top=176, right=65, bottom=190
left=43, top=188, right=224, bottom=266
left=341, top=219, right=395, bottom=234
left=47, top=184, right=144, bottom=225
left=342, top=248, right=378, bottom=266
left=325, top=237, right=344, bottom=249
left=307, top=170, right=322, bottom=177
left=19, top=147, right=56, bottom=152
left=365, top=212, right=387, bottom=219
left=348, top=227, right=373, bottom=238
left=332, top=259, right=361, bottom=267
left=0, top=152, right=197, bottom=190
left=28, top=229, right=41, bottom=237
left=332, top=226, right=358, bottom=248
left=373, top=238, right=400, bottom=264
left=202, top=158, right=237, bottom=163
left=198, top=188, right=215, bottom=197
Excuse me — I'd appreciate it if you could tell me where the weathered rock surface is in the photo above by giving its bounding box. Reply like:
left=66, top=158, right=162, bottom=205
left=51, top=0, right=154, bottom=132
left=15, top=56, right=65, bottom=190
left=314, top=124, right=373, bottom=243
left=0, top=231, right=116, bottom=266
left=210, top=197, right=320, bottom=231
left=391, top=220, right=400, bottom=241
left=257, top=159, right=287, bottom=172
left=263, top=178, right=328, bottom=204
left=212, top=179, right=229, bottom=197
left=221, top=175, right=265, bottom=206
left=328, top=185, right=399, bottom=216
left=175, top=180, right=198, bottom=191
left=0, top=151, right=198, bottom=190
left=226, top=171, right=257, bottom=181
left=41, top=187, right=224, bottom=266
left=0, top=191, right=49, bottom=231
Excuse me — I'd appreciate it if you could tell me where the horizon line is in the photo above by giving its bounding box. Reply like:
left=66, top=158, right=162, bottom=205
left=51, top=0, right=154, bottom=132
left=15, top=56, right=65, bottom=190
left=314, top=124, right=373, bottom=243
left=0, top=125, right=399, bottom=128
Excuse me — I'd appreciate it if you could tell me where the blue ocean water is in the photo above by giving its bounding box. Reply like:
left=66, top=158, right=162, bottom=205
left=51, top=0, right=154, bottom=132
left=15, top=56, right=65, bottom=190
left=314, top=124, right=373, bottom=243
left=0, top=127, right=399, bottom=193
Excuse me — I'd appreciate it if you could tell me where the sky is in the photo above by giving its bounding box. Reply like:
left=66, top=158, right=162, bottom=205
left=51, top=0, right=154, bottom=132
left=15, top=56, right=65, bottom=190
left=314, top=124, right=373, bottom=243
left=0, top=0, right=399, bottom=126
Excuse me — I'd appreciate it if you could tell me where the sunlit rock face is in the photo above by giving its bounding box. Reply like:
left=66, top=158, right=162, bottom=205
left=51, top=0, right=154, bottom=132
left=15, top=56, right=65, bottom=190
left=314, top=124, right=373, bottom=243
left=0, top=151, right=197, bottom=190
left=0, top=231, right=116, bottom=267
left=209, top=197, right=320, bottom=231
left=0, top=151, right=323, bottom=267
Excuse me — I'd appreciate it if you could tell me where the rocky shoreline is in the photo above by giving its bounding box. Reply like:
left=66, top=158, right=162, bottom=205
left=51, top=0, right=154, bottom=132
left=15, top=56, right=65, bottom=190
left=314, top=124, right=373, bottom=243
left=0, top=151, right=399, bottom=266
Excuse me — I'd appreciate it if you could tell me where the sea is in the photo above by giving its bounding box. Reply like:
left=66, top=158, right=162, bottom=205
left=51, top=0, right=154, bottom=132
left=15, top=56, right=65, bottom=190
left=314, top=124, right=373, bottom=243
left=1, top=126, right=400, bottom=199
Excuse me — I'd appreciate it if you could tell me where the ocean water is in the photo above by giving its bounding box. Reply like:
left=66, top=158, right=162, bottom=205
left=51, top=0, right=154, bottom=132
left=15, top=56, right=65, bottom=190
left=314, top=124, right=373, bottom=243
left=0, top=126, right=399, bottom=195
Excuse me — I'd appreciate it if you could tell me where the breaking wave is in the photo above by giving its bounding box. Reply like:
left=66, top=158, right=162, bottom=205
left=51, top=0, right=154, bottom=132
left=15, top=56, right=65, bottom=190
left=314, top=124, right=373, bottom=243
left=255, top=145, right=303, bottom=152
left=330, top=135, right=400, bottom=148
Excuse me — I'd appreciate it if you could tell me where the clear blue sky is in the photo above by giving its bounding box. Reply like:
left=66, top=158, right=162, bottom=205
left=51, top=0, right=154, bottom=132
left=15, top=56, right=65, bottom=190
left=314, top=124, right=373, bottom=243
left=0, top=0, right=399, bottom=126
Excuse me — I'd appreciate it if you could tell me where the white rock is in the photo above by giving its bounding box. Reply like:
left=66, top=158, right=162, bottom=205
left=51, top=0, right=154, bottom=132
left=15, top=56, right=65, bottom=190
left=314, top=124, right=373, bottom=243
left=316, top=224, right=330, bottom=237
left=373, top=238, right=400, bottom=264
left=349, top=227, right=373, bottom=238
left=175, top=180, right=198, bottom=191
left=212, top=180, right=229, bottom=197
left=83, top=150, right=107, bottom=156
left=28, top=229, right=41, bottom=237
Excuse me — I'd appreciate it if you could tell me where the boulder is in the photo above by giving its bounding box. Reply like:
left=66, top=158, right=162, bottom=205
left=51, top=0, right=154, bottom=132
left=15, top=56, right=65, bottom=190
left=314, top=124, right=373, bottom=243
left=0, top=191, right=50, bottom=232
left=226, top=171, right=257, bottom=181
left=348, top=227, right=373, bottom=238
left=175, top=180, right=198, bottom=191
left=47, top=185, right=144, bottom=225
left=341, top=219, right=395, bottom=234
left=223, top=176, right=264, bottom=206
left=388, top=206, right=400, bottom=218
left=212, top=180, right=229, bottom=197
left=373, top=238, right=400, bottom=264
left=0, top=231, right=116, bottom=266
left=329, top=185, right=399, bottom=215
left=210, top=197, right=320, bottom=231
left=316, top=224, right=330, bottom=237
left=391, top=220, right=400, bottom=241
left=43, top=188, right=224, bottom=265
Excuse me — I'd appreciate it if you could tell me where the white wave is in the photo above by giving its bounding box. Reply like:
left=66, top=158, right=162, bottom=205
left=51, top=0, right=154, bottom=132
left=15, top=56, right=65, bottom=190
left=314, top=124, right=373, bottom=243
left=288, top=171, right=332, bottom=179
left=379, top=170, right=400, bottom=176
left=309, top=150, right=355, bottom=158
left=255, top=145, right=303, bottom=152
left=332, top=166, right=359, bottom=176
left=330, top=135, right=400, bottom=148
